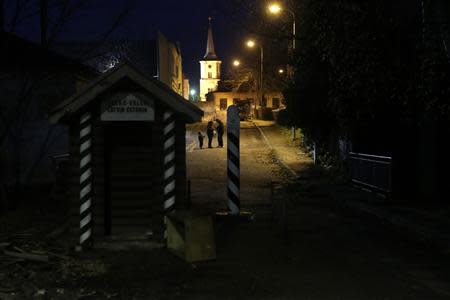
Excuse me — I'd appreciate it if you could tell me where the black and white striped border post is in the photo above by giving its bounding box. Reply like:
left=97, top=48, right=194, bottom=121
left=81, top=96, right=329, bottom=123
left=163, top=111, right=176, bottom=235
left=227, top=105, right=240, bottom=215
left=78, top=112, right=93, bottom=249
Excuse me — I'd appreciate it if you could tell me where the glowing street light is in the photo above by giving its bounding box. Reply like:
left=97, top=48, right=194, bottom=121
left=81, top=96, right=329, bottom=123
left=267, top=2, right=296, bottom=50
left=233, top=59, right=241, bottom=67
left=190, top=89, right=196, bottom=96
left=245, top=39, right=264, bottom=108
left=268, top=3, right=282, bottom=14
left=268, top=2, right=296, bottom=138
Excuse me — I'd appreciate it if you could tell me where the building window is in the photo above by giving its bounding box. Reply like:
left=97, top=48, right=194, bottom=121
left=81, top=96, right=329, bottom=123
left=272, top=98, right=280, bottom=109
left=262, top=97, right=267, bottom=107
left=233, top=98, right=239, bottom=105
left=208, top=72, right=212, bottom=78
left=220, top=98, right=227, bottom=110
left=208, top=65, right=212, bottom=69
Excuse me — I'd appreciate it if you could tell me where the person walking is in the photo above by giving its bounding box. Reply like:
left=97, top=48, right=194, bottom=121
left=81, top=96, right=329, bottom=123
left=216, top=119, right=224, bottom=147
left=206, top=121, right=214, bottom=148
left=197, top=132, right=205, bottom=149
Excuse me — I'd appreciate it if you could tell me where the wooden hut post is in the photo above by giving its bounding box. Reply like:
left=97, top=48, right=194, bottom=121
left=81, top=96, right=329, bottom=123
left=77, top=111, right=93, bottom=250
left=163, top=110, right=176, bottom=237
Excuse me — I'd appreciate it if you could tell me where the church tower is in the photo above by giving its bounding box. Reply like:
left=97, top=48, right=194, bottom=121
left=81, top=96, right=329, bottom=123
left=199, top=17, right=221, bottom=101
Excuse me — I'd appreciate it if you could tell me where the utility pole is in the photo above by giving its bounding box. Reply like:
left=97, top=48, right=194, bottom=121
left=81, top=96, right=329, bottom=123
left=421, top=0, right=426, bottom=43
left=1, top=0, right=5, bottom=33
left=40, top=0, right=48, bottom=47
left=260, top=45, right=264, bottom=108
left=422, top=0, right=450, bottom=63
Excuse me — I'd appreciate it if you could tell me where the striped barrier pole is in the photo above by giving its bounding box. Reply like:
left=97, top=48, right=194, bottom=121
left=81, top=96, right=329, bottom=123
left=163, top=111, right=176, bottom=236
left=227, top=105, right=240, bottom=215
left=78, top=112, right=93, bottom=250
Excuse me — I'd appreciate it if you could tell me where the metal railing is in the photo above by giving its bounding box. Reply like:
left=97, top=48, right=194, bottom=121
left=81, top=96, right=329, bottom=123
left=349, top=152, right=392, bottom=195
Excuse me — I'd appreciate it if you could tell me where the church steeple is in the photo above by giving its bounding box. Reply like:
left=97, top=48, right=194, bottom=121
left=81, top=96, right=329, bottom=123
left=199, top=17, right=221, bottom=101
left=204, top=17, right=217, bottom=60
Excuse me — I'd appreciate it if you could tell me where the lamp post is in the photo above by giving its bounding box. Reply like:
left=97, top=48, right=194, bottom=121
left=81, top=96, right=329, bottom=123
left=246, top=39, right=264, bottom=108
left=190, top=89, right=196, bottom=101
left=268, top=2, right=296, bottom=50
left=268, top=2, right=297, bottom=140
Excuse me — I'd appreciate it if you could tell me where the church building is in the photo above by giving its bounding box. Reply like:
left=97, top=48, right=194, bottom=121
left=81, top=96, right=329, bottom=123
left=199, top=18, right=221, bottom=101
left=197, top=18, right=285, bottom=121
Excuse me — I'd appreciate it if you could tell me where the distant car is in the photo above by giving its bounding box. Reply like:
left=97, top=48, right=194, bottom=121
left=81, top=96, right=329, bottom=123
left=235, top=100, right=251, bottom=121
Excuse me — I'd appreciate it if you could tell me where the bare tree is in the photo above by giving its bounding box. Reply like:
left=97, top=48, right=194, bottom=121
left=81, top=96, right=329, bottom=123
left=0, top=0, right=137, bottom=206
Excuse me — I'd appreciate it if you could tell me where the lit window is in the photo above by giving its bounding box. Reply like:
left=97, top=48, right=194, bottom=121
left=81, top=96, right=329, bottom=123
left=272, top=98, right=280, bottom=109
left=220, top=98, right=227, bottom=110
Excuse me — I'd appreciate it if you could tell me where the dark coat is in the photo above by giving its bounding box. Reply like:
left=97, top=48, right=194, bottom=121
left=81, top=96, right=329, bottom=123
left=216, top=120, right=224, bottom=136
left=206, top=122, right=214, bottom=137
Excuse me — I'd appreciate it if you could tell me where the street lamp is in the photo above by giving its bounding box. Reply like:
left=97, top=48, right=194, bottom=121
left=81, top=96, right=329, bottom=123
left=190, top=89, right=196, bottom=101
left=268, top=2, right=297, bottom=140
left=268, top=3, right=282, bottom=14
left=233, top=59, right=241, bottom=67
left=278, top=68, right=284, bottom=74
left=245, top=39, right=264, bottom=108
left=246, top=40, right=255, bottom=48
left=267, top=2, right=296, bottom=50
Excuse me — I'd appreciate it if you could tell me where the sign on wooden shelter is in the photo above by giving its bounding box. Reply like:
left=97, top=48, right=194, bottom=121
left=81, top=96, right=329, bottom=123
left=49, top=62, right=203, bottom=249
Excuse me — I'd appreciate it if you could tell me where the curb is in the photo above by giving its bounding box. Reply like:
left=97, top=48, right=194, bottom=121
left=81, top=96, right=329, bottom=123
left=252, top=122, right=298, bottom=178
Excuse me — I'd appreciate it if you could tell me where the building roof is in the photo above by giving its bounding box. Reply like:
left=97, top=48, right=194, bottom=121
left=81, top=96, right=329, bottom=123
left=203, top=18, right=218, bottom=60
left=49, top=61, right=203, bottom=124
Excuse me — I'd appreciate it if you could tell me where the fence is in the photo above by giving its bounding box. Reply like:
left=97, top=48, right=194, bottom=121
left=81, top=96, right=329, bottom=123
left=349, top=152, right=392, bottom=196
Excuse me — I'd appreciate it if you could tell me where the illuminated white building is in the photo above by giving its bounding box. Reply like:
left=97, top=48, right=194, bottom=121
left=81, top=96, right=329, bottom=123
left=199, top=18, right=221, bottom=101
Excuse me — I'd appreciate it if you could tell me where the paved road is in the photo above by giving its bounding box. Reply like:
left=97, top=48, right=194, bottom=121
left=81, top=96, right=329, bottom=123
left=183, top=122, right=450, bottom=299
left=186, top=122, right=279, bottom=211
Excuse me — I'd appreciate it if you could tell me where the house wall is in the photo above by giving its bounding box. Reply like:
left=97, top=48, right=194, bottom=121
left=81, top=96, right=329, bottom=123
left=200, top=91, right=285, bottom=122
left=197, top=100, right=216, bottom=122
left=210, top=91, right=284, bottom=110
left=183, top=78, right=190, bottom=100
left=157, top=32, right=183, bottom=96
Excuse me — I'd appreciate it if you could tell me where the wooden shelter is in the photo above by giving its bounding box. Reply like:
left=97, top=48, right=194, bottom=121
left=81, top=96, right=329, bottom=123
left=49, top=62, right=203, bottom=248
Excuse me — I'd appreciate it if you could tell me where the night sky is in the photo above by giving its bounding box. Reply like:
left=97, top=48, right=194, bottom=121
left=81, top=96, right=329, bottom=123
left=9, top=0, right=250, bottom=93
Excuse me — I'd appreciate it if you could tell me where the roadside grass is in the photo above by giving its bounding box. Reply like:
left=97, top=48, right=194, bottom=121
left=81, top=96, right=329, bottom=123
left=278, top=126, right=302, bottom=148
left=277, top=124, right=350, bottom=185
